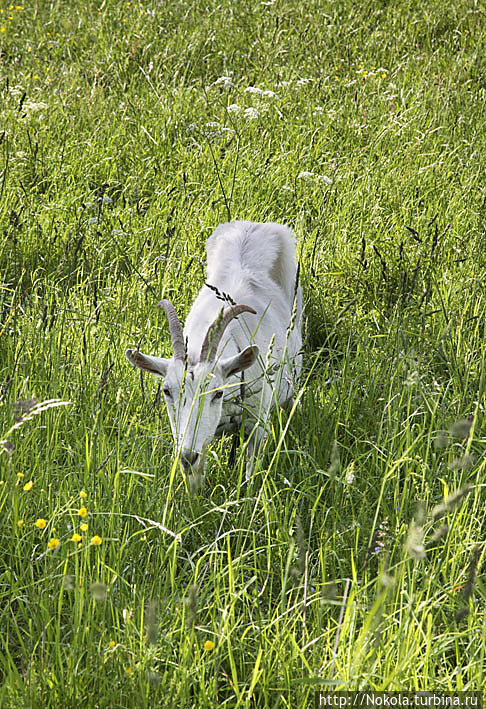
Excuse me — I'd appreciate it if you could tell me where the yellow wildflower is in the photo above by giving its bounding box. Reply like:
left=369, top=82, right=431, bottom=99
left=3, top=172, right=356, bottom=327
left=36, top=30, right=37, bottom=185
left=71, top=533, right=82, bottom=543
left=204, top=640, right=215, bottom=651
left=35, top=518, right=47, bottom=529
left=108, top=640, right=116, bottom=648
left=17, top=519, right=24, bottom=527
left=90, top=535, right=102, bottom=546
left=23, top=480, right=33, bottom=491
left=78, top=506, right=88, bottom=518
left=17, top=472, right=24, bottom=478
left=125, top=667, right=132, bottom=675
left=80, top=523, right=88, bottom=532
left=48, top=538, right=60, bottom=550
left=79, top=490, right=87, bottom=499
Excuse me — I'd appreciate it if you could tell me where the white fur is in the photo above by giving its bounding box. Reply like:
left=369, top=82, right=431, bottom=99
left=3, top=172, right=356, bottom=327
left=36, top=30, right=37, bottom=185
left=125, top=220, right=302, bottom=475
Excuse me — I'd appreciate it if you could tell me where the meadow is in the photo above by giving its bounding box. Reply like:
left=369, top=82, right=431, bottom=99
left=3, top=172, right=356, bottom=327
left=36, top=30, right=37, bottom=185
left=0, top=0, right=485, bottom=706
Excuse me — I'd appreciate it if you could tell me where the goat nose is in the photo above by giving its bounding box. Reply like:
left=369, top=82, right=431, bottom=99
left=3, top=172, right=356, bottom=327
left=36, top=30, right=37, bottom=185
left=181, top=450, right=199, bottom=468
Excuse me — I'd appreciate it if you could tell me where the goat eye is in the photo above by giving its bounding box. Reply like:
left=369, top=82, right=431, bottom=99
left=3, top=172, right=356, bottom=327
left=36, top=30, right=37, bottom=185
left=212, top=390, right=223, bottom=401
left=163, top=387, right=171, bottom=398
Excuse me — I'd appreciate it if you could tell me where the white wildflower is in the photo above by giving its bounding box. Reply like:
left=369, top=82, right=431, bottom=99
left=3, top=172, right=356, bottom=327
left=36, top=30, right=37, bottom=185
left=9, top=85, right=25, bottom=97
left=243, top=107, right=259, bottom=119
left=297, top=171, right=315, bottom=179
left=88, top=217, right=99, bottom=225
left=297, top=171, right=332, bottom=185
left=24, top=100, right=48, bottom=112
left=296, top=78, right=313, bottom=85
left=205, top=122, right=220, bottom=129
left=227, top=103, right=241, bottom=113
left=261, top=89, right=278, bottom=98
left=244, top=86, right=263, bottom=95
left=213, top=76, right=235, bottom=88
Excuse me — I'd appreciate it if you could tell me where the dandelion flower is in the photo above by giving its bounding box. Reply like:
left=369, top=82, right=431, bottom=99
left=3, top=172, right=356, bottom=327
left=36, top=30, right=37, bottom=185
left=204, top=640, right=215, bottom=651
left=17, top=519, right=24, bottom=527
left=78, top=506, right=88, bottom=518
left=79, top=490, right=87, bottom=499
left=17, top=472, right=24, bottom=478
left=71, top=533, right=82, bottom=542
left=90, top=535, right=102, bottom=546
left=23, top=480, right=33, bottom=491
left=48, top=538, right=60, bottom=550
left=80, top=523, right=88, bottom=532
left=109, top=640, right=116, bottom=648
left=35, top=518, right=47, bottom=529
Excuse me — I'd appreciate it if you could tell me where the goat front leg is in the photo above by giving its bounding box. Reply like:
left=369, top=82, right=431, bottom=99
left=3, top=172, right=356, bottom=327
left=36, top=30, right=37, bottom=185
left=245, top=425, right=267, bottom=481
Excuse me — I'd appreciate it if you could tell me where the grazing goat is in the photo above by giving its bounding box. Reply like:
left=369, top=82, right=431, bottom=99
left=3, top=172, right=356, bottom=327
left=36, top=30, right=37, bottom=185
left=125, top=220, right=302, bottom=475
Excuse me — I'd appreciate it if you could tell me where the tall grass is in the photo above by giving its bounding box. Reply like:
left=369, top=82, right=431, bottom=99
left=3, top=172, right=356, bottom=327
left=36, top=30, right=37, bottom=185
left=0, top=0, right=485, bottom=706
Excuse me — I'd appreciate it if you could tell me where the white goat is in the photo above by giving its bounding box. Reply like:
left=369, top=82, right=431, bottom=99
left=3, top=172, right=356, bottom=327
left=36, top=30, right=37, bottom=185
left=125, top=221, right=302, bottom=474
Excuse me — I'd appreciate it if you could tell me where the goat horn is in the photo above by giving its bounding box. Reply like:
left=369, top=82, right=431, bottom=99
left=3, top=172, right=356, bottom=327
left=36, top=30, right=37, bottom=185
left=158, top=299, right=185, bottom=360
left=200, top=304, right=257, bottom=362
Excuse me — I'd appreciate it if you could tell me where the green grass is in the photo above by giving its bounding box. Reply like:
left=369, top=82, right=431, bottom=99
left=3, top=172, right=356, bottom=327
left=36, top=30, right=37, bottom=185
left=1, top=0, right=485, bottom=706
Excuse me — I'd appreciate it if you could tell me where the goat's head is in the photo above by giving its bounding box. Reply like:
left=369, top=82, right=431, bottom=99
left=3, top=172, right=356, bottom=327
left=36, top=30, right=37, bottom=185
left=125, top=299, right=258, bottom=473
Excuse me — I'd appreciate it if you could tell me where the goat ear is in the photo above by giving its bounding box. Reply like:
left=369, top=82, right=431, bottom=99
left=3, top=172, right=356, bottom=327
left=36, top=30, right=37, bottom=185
left=221, top=346, right=259, bottom=379
left=125, top=349, right=169, bottom=377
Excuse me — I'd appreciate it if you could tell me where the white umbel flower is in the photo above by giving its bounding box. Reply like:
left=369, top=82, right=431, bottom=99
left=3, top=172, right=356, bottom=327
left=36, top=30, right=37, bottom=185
left=243, top=107, right=259, bottom=119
